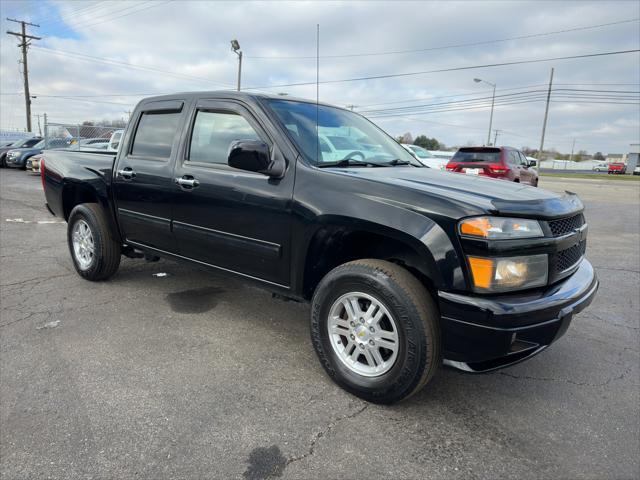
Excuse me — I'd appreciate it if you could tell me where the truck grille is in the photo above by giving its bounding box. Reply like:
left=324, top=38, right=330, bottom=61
left=548, top=214, right=585, bottom=237
left=555, top=240, right=586, bottom=273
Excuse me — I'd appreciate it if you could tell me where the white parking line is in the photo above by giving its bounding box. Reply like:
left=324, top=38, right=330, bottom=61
left=5, top=218, right=65, bottom=224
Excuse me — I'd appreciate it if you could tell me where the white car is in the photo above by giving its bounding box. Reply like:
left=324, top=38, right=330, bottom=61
left=592, top=162, right=608, bottom=172
left=108, top=129, right=124, bottom=152
left=401, top=144, right=448, bottom=170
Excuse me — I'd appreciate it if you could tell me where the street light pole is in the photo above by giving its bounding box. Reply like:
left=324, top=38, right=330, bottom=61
left=474, top=78, right=496, bottom=146
left=231, top=39, right=242, bottom=91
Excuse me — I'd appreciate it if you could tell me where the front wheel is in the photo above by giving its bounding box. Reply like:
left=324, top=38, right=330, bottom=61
left=67, top=203, right=121, bottom=281
left=311, top=259, right=440, bottom=404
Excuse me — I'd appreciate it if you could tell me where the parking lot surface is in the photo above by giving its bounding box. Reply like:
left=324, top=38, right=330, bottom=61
left=1, top=168, right=638, bottom=479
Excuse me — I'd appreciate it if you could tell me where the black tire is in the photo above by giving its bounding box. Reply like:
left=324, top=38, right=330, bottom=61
left=311, top=259, right=440, bottom=404
left=0, top=154, right=5, bottom=168
left=67, top=203, right=121, bottom=281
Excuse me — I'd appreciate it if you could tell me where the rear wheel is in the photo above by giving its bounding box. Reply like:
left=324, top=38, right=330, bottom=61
left=311, top=259, right=440, bottom=404
left=67, top=203, right=121, bottom=281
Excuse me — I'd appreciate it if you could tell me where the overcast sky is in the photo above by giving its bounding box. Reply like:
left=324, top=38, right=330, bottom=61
left=1, top=0, right=638, bottom=153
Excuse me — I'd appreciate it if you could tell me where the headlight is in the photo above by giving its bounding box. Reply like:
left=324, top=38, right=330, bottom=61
left=459, top=216, right=543, bottom=239
left=467, top=254, right=548, bottom=292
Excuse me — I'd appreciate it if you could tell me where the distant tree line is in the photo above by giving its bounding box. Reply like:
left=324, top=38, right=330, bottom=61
left=82, top=119, right=127, bottom=128
left=394, top=132, right=446, bottom=150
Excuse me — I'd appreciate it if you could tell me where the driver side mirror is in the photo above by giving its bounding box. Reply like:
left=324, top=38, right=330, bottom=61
left=228, top=140, right=285, bottom=178
left=527, top=160, right=537, bottom=167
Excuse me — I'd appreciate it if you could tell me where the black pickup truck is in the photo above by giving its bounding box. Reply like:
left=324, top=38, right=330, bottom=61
left=42, top=92, right=598, bottom=404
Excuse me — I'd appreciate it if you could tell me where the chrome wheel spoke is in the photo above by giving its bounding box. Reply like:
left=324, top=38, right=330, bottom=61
left=378, top=329, right=398, bottom=342
left=362, top=348, right=376, bottom=367
left=375, top=337, right=397, bottom=352
left=331, top=316, right=351, bottom=330
left=370, top=347, right=384, bottom=367
left=349, top=344, right=361, bottom=362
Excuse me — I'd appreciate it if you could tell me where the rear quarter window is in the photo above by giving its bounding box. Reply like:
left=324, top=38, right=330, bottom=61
left=131, top=112, right=181, bottom=158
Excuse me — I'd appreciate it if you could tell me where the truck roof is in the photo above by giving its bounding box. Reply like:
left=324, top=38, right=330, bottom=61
left=138, top=90, right=345, bottom=110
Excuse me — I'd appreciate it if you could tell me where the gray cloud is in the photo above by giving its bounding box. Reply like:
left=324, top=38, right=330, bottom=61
left=1, top=0, right=638, bottom=153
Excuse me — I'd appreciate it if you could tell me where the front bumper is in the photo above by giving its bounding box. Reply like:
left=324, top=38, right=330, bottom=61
left=438, top=259, right=598, bottom=372
left=5, top=155, right=24, bottom=168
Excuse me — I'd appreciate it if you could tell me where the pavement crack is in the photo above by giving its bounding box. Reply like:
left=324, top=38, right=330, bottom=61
left=495, top=367, right=632, bottom=387
left=278, top=404, right=369, bottom=474
left=0, top=272, right=72, bottom=288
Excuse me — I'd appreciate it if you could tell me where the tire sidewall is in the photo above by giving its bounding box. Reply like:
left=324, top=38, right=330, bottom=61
left=312, top=266, right=429, bottom=402
left=67, top=205, right=104, bottom=279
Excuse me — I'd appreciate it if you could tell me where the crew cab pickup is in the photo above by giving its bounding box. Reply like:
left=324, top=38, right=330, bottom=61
left=41, top=92, right=598, bottom=404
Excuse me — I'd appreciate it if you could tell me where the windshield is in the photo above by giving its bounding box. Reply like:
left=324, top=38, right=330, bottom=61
left=408, top=145, right=434, bottom=158
left=10, top=138, right=33, bottom=148
left=266, top=99, right=422, bottom=167
left=452, top=148, right=501, bottom=163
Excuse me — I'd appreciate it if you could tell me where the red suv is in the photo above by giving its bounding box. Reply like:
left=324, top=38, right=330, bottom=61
left=446, top=147, right=539, bottom=186
left=608, top=162, right=626, bottom=174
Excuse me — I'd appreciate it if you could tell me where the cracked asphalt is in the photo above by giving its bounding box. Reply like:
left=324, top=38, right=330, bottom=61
left=1, top=168, right=638, bottom=480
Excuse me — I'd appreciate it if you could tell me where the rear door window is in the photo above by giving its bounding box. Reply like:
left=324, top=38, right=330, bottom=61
left=131, top=112, right=181, bottom=159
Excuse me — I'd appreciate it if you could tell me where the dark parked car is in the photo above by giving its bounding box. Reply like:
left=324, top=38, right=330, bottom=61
left=4, top=138, right=70, bottom=169
left=446, top=146, right=539, bottom=186
left=41, top=92, right=597, bottom=404
left=0, top=136, right=41, bottom=167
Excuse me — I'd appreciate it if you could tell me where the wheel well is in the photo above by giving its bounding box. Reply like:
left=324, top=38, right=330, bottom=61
left=62, top=185, right=99, bottom=220
left=302, top=227, right=435, bottom=300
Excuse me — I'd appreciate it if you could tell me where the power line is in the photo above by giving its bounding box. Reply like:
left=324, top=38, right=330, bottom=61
left=43, top=0, right=170, bottom=35
left=247, top=49, right=640, bottom=89
left=30, top=94, right=136, bottom=106
left=364, top=96, right=637, bottom=118
left=352, top=83, right=640, bottom=109
left=39, top=1, right=108, bottom=28
left=31, top=45, right=235, bottom=88
left=69, top=1, right=164, bottom=30
left=246, top=18, right=640, bottom=59
left=353, top=84, right=549, bottom=108
left=359, top=89, right=638, bottom=114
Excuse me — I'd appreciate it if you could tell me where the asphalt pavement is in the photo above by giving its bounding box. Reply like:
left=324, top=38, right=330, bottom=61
left=1, top=169, right=638, bottom=479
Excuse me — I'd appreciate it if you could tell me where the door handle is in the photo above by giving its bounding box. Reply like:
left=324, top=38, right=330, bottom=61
left=176, top=176, right=200, bottom=190
left=117, top=167, right=136, bottom=180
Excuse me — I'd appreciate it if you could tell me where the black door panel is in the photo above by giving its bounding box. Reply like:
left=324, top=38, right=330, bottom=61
left=172, top=100, right=294, bottom=287
left=113, top=100, right=189, bottom=253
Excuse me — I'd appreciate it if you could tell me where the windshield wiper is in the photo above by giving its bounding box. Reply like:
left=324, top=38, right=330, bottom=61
left=317, top=159, right=385, bottom=168
left=386, top=158, right=416, bottom=166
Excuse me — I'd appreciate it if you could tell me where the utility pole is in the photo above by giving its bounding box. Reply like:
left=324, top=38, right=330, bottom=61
left=537, top=67, right=554, bottom=162
left=231, top=39, right=242, bottom=91
left=493, top=129, right=501, bottom=147
left=6, top=18, right=41, bottom=133
left=473, top=78, right=496, bottom=146
left=569, top=138, right=576, bottom=162
left=34, top=113, right=42, bottom=136
left=346, top=104, right=357, bottom=111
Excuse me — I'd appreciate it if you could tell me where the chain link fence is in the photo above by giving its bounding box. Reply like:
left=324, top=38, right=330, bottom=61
left=44, top=120, right=125, bottom=152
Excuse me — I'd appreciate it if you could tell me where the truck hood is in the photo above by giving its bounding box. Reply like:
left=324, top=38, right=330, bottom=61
left=331, top=167, right=583, bottom=219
